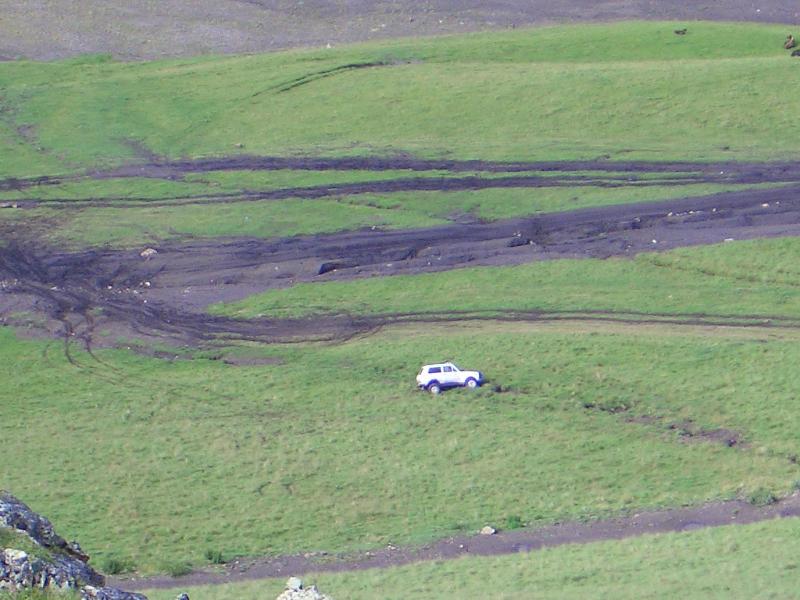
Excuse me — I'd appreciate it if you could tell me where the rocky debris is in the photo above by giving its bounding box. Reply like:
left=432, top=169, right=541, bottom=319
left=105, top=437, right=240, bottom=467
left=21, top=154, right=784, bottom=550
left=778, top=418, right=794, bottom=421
left=139, top=248, right=158, bottom=259
left=275, top=577, right=332, bottom=600
left=81, top=585, right=148, bottom=600
left=480, top=525, right=497, bottom=535
left=1, top=491, right=146, bottom=599
left=0, top=491, right=96, bottom=571
left=0, top=548, right=97, bottom=593
left=317, top=261, right=356, bottom=275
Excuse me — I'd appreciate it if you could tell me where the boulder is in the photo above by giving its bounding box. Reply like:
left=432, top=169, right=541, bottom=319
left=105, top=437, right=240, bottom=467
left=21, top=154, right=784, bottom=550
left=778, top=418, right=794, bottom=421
left=275, top=577, right=333, bottom=600
left=81, top=585, right=149, bottom=600
left=1, top=491, right=145, bottom=599
left=480, top=525, right=497, bottom=535
left=0, top=491, right=102, bottom=587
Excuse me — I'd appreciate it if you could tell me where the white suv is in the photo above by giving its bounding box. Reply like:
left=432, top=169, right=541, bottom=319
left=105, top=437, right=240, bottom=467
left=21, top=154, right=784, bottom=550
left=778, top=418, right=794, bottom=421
left=416, top=362, right=484, bottom=394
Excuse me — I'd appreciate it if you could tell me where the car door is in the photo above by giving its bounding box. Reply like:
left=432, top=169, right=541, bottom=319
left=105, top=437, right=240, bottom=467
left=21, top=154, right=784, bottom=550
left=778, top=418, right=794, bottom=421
left=441, top=365, right=457, bottom=386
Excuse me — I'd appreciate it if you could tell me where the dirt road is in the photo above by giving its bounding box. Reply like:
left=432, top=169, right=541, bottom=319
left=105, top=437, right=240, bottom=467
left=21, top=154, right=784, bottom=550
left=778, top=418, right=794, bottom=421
left=115, top=493, right=800, bottom=590
left=2, top=161, right=800, bottom=349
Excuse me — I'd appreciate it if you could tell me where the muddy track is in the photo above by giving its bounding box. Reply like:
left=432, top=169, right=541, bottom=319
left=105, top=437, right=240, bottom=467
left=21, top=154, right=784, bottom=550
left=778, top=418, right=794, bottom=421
left=16, top=174, right=720, bottom=209
left=115, top=493, right=800, bottom=590
left=95, top=156, right=800, bottom=178
left=5, top=158, right=800, bottom=200
left=3, top=181, right=800, bottom=349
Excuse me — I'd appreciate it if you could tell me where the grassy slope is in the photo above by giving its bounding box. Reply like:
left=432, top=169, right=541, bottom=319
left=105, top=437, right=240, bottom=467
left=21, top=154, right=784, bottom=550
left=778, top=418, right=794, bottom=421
left=0, top=21, right=798, bottom=180
left=144, top=517, right=800, bottom=600
left=1, top=22, right=798, bottom=247
left=26, top=182, right=762, bottom=248
left=3, top=21, right=800, bottom=580
left=1, top=319, right=799, bottom=572
left=215, top=237, right=800, bottom=320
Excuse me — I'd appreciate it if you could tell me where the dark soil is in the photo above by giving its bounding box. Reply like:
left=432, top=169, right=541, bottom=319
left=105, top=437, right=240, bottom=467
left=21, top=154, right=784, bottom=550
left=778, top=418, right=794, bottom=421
left=4, top=159, right=800, bottom=350
left=113, top=493, right=800, bottom=590
left=17, top=158, right=800, bottom=209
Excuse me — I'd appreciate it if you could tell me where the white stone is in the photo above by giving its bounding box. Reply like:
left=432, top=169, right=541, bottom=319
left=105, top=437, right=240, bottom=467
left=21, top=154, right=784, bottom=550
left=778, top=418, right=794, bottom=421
left=286, top=577, right=303, bottom=591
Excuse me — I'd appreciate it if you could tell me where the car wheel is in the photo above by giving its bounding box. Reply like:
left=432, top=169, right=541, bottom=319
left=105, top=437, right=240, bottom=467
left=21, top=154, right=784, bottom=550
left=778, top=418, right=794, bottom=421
left=428, top=382, right=441, bottom=395
left=465, top=378, right=479, bottom=389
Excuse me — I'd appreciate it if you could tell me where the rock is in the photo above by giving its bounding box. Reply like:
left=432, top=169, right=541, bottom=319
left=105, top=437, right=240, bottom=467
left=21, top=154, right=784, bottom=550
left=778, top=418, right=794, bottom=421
left=507, top=237, right=532, bottom=248
left=0, top=546, right=97, bottom=592
left=139, top=248, right=158, bottom=259
left=81, top=585, right=148, bottom=600
left=275, top=577, right=333, bottom=600
left=0, top=491, right=97, bottom=572
left=1, top=491, right=145, bottom=599
left=318, top=261, right=356, bottom=275
left=287, top=577, right=303, bottom=591
left=480, top=525, right=497, bottom=535
left=176, top=594, right=190, bottom=600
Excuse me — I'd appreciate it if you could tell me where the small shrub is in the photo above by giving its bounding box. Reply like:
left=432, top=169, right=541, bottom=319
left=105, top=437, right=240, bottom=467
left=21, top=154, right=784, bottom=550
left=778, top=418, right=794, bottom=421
left=162, top=561, right=193, bottom=577
left=504, top=515, right=525, bottom=530
left=204, top=549, right=226, bottom=564
left=747, top=488, right=778, bottom=506
left=101, top=556, right=132, bottom=575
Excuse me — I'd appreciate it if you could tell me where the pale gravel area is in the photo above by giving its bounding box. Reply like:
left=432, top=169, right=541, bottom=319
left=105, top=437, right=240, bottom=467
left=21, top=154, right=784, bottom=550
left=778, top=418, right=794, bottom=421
left=0, top=0, right=799, bottom=60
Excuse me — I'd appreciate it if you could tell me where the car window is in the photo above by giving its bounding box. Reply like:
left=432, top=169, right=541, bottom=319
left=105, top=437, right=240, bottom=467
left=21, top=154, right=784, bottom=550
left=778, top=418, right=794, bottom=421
left=443, top=366, right=452, bottom=372
left=428, top=367, right=441, bottom=374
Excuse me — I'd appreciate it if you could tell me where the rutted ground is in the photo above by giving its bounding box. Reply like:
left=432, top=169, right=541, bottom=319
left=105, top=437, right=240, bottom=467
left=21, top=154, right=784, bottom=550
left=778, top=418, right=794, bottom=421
left=4, top=13, right=800, bottom=592
left=5, top=158, right=800, bottom=208
left=2, top=165, right=800, bottom=348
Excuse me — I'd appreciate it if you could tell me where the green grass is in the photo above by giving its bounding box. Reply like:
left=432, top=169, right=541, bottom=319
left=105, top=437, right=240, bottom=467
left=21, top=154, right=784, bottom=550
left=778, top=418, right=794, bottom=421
left=0, top=591, right=78, bottom=600
left=2, top=317, right=799, bottom=573
left=18, top=182, right=765, bottom=248
left=142, top=517, right=800, bottom=600
left=214, top=237, right=800, bottom=320
left=0, top=527, right=54, bottom=562
left=1, top=22, right=799, bottom=178
left=4, top=20, right=800, bottom=583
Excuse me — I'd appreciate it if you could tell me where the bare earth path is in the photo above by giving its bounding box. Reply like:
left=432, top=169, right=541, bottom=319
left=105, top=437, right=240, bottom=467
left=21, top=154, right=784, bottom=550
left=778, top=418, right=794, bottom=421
left=115, top=494, right=800, bottom=590
left=3, top=159, right=800, bottom=348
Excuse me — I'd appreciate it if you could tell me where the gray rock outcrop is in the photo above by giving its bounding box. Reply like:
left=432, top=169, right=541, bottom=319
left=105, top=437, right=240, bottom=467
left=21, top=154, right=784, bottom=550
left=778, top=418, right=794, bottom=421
left=81, top=584, right=148, bottom=600
left=1, top=491, right=147, bottom=599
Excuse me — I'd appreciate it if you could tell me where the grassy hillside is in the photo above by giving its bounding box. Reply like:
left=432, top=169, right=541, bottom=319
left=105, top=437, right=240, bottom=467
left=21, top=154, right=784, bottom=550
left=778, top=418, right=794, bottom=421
left=0, top=21, right=798, bottom=181
left=2, top=310, right=799, bottom=572
left=4, top=21, right=800, bottom=584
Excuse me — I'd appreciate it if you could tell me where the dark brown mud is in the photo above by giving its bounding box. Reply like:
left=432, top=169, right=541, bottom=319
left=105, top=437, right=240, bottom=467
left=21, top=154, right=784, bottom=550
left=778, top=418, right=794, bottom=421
left=6, top=158, right=799, bottom=212
left=95, top=156, right=800, bottom=178
left=3, top=181, right=800, bottom=350
left=7, top=158, right=800, bottom=208
left=114, top=493, right=800, bottom=590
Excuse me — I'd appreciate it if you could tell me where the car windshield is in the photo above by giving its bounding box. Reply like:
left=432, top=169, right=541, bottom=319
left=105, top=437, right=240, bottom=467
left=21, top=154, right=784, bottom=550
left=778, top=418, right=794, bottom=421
left=450, top=364, right=461, bottom=371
